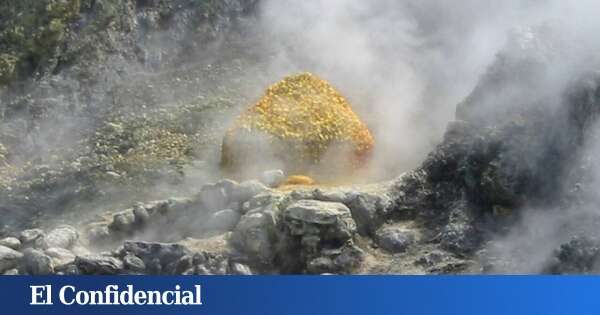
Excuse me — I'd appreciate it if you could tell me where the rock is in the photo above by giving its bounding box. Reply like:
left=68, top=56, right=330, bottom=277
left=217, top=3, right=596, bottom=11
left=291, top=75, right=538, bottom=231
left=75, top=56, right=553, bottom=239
left=230, top=180, right=268, bottom=203
left=191, top=252, right=230, bottom=275
left=231, top=211, right=278, bottom=263
left=75, top=255, right=124, bottom=275
left=133, top=204, right=150, bottom=225
left=375, top=226, right=417, bottom=253
left=241, top=191, right=283, bottom=214
left=3, top=269, right=19, bottom=275
left=197, top=184, right=228, bottom=212
left=122, top=241, right=191, bottom=274
left=23, top=248, right=54, bottom=275
left=87, top=224, right=111, bottom=242
left=0, top=245, right=23, bottom=273
left=438, top=200, right=480, bottom=254
left=19, top=229, right=46, bottom=248
left=109, top=210, right=136, bottom=232
left=0, top=237, right=21, bottom=250
left=45, top=226, right=78, bottom=249
left=123, top=254, right=146, bottom=273
left=260, top=169, right=285, bottom=188
left=229, top=262, right=253, bottom=275
left=346, top=192, right=391, bottom=236
left=45, top=247, right=75, bottom=270
left=206, top=209, right=241, bottom=231
left=283, top=200, right=356, bottom=243
left=306, top=244, right=364, bottom=274
left=546, top=237, right=600, bottom=274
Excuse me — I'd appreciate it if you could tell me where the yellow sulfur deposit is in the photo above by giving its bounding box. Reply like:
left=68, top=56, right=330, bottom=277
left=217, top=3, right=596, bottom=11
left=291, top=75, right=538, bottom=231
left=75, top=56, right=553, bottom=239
left=221, top=72, right=374, bottom=179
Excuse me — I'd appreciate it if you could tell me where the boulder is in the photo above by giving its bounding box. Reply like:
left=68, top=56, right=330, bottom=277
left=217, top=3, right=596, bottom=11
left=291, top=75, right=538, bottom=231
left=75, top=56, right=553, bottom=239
left=45, top=247, right=75, bottom=270
left=19, top=229, right=46, bottom=248
left=75, top=255, right=124, bottom=275
left=231, top=211, right=278, bottom=263
left=109, top=210, right=136, bottom=232
left=0, top=245, right=23, bottom=273
left=346, top=192, right=391, bottom=236
left=122, top=241, right=190, bottom=274
left=123, top=254, right=146, bottom=273
left=23, top=248, right=54, bottom=275
left=229, top=180, right=268, bottom=203
left=283, top=200, right=356, bottom=244
left=0, top=237, right=21, bottom=250
left=375, top=226, right=417, bottom=253
left=45, top=225, right=78, bottom=249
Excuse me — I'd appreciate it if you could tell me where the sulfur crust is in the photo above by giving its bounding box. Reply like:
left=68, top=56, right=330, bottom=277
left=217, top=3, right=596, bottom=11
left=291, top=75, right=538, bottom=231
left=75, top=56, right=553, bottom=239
left=222, top=72, right=374, bottom=176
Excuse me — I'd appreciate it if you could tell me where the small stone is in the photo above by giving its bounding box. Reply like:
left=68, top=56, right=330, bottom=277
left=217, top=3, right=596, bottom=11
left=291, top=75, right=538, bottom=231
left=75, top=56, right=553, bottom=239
left=0, top=237, right=21, bottom=250
left=23, top=248, right=55, bottom=275
left=260, top=169, right=285, bottom=188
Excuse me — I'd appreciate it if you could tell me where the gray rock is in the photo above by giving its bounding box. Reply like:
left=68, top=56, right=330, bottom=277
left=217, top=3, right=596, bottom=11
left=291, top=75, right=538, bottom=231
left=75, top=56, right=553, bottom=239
left=19, top=229, right=46, bottom=248
left=260, top=169, right=285, bottom=188
left=375, top=226, right=417, bottom=253
left=229, top=262, right=253, bottom=275
left=46, top=226, right=78, bottom=249
left=206, top=209, right=241, bottom=231
left=75, top=255, right=124, bottom=275
left=23, top=248, right=55, bottom=275
left=241, top=191, right=283, bottom=214
left=346, top=192, right=391, bottom=235
left=0, top=237, right=21, bottom=250
left=0, top=245, right=23, bottom=273
left=110, top=210, right=136, bottom=232
left=133, top=204, right=150, bottom=225
left=197, top=184, right=228, bottom=212
left=45, top=247, right=75, bottom=270
left=87, top=225, right=111, bottom=242
left=231, top=211, right=277, bottom=263
left=284, top=200, right=356, bottom=242
left=3, top=268, right=19, bottom=275
left=122, top=241, right=191, bottom=274
left=123, top=254, right=146, bottom=273
left=230, top=180, right=268, bottom=203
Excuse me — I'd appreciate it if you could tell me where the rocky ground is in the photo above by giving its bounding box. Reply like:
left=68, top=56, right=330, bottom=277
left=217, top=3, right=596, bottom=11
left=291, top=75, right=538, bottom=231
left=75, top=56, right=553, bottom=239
left=3, top=1, right=600, bottom=275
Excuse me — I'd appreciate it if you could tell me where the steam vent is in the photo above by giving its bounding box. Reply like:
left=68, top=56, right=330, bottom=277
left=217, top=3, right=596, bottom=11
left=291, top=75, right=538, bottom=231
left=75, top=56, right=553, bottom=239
left=221, top=73, right=374, bottom=179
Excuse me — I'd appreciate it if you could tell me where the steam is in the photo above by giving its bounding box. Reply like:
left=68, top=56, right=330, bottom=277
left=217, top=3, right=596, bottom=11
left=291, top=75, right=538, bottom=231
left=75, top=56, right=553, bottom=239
left=4, top=0, right=600, bottom=272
